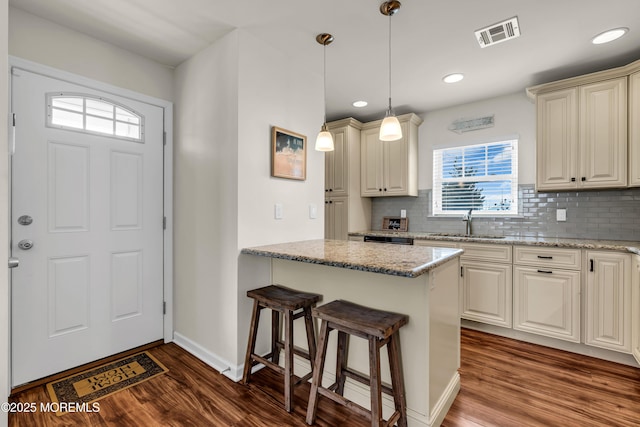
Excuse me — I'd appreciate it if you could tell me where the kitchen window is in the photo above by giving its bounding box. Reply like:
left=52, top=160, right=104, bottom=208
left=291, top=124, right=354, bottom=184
left=47, top=93, right=144, bottom=142
left=433, top=139, right=518, bottom=216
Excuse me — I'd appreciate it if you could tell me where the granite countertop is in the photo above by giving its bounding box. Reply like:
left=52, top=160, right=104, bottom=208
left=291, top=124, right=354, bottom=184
left=350, top=231, right=640, bottom=256
left=241, top=239, right=463, bottom=278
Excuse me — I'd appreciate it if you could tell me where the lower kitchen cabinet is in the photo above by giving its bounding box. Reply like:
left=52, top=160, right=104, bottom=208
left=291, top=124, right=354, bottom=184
left=324, top=196, right=347, bottom=240
left=632, top=255, right=640, bottom=364
left=460, top=243, right=513, bottom=328
left=585, top=250, right=632, bottom=353
left=513, top=266, right=581, bottom=342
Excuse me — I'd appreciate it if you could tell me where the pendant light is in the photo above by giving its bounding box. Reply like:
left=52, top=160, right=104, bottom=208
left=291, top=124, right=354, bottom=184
left=379, top=1, right=402, bottom=142
left=315, top=33, right=335, bottom=151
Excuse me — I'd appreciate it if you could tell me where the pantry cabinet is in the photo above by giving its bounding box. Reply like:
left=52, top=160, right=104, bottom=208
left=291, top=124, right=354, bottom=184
left=324, top=118, right=371, bottom=240
left=513, top=247, right=582, bottom=343
left=584, top=250, right=632, bottom=353
left=459, top=243, right=513, bottom=328
left=360, top=113, right=422, bottom=197
left=535, top=78, right=627, bottom=191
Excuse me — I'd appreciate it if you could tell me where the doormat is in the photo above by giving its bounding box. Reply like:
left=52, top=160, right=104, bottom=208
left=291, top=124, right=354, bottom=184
left=46, top=351, right=168, bottom=415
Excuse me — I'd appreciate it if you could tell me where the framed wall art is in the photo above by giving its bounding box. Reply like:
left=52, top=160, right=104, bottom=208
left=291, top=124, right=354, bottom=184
left=271, top=126, right=306, bottom=180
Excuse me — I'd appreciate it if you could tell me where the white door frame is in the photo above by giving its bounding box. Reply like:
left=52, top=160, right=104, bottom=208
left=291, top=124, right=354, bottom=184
left=8, top=56, right=174, bottom=351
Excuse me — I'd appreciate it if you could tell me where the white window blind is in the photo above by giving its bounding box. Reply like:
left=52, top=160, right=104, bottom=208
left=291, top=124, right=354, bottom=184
left=433, top=139, right=518, bottom=216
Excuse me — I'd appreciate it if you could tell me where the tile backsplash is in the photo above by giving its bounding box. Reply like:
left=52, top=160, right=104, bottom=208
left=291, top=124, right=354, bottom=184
left=371, top=185, right=640, bottom=241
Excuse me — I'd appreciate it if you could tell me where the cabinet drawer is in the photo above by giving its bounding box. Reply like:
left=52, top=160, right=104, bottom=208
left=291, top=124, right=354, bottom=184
left=414, top=240, right=458, bottom=248
left=514, top=246, right=581, bottom=270
left=459, top=243, right=512, bottom=263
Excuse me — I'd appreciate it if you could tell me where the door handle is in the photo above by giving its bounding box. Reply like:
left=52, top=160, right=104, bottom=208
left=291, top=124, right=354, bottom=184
left=18, top=239, right=34, bottom=250
left=8, top=258, right=19, bottom=269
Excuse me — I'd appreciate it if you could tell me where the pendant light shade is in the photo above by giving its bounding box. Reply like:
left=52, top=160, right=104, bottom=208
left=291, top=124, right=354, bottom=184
left=379, top=1, right=402, bottom=142
left=315, top=33, right=334, bottom=152
left=315, top=124, right=334, bottom=152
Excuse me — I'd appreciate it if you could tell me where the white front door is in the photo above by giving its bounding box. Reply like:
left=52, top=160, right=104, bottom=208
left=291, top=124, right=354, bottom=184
left=11, top=68, right=165, bottom=386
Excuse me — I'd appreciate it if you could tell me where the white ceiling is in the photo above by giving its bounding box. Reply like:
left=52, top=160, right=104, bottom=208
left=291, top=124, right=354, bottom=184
left=10, top=0, right=640, bottom=122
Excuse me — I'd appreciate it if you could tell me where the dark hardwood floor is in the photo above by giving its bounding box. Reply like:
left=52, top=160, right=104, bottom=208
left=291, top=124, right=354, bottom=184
left=9, top=328, right=640, bottom=426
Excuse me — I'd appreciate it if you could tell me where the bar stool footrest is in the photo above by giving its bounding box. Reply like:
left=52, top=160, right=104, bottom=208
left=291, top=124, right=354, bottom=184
left=342, top=367, right=395, bottom=396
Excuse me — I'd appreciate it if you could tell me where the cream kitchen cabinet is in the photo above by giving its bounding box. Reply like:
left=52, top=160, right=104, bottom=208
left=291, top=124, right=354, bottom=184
left=535, top=77, right=627, bottom=191
left=360, top=113, right=422, bottom=197
left=632, top=255, right=640, bottom=364
left=513, top=247, right=581, bottom=343
left=585, top=250, right=632, bottom=353
left=324, top=118, right=371, bottom=240
left=324, top=196, right=348, bottom=240
left=459, top=243, right=513, bottom=328
left=630, top=71, right=640, bottom=187
left=413, top=240, right=459, bottom=248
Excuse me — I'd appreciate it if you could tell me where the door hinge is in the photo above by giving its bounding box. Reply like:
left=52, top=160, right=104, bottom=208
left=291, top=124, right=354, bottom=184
left=163, top=216, right=167, bottom=230
left=163, top=301, right=166, bottom=315
left=11, top=113, right=16, bottom=155
left=163, top=131, right=167, bottom=146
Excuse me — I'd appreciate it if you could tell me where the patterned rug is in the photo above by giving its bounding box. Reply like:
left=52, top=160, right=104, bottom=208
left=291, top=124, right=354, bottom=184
left=46, top=351, right=168, bottom=415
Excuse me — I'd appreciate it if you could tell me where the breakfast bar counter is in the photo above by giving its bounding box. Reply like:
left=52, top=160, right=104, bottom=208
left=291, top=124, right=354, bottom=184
left=241, top=239, right=463, bottom=427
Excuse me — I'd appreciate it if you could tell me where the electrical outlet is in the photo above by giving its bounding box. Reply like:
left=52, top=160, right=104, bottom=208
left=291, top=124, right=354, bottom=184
left=556, top=208, right=567, bottom=222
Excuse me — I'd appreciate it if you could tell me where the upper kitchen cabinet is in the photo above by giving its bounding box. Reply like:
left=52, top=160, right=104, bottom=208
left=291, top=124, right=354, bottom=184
left=360, top=113, right=422, bottom=197
left=324, top=118, right=371, bottom=240
left=528, top=59, right=640, bottom=191
left=630, top=71, right=640, bottom=187
left=533, top=78, right=627, bottom=191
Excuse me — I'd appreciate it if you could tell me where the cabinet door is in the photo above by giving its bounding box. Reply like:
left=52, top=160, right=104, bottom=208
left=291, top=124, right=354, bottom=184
left=460, top=260, right=512, bottom=328
left=585, top=251, right=631, bottom=353
left=536, top=88, right=578, bottom=191
left=325, top=126, right=348, bottom=197
left=514, top=266, right=581, bottom=342
left=579, top=78, right=627, bottom=188
left=630, top=72, right=640, bottom=187
left=360, top=127, right=384, bottom=197
left=632, top=255, right=640, bottom=364
left=383, top=121, right=410, bottom=196
left=324, top=197, right=348, bottom=240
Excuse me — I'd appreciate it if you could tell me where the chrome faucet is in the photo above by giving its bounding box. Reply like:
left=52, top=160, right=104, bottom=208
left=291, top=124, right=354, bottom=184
left=462, top=209, right=473, bottom=236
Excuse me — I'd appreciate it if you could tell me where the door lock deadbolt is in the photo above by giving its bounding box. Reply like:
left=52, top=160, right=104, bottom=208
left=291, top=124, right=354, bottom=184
left=18, top=239, right=34, bottom=250
left=17, top=215, right=33, bottom=226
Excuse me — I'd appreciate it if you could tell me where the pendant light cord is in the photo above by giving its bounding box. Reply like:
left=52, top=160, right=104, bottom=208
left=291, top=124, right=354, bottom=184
left=323, top=42, right=327, bottom=125
left=388, top=13, right=393, bottom=113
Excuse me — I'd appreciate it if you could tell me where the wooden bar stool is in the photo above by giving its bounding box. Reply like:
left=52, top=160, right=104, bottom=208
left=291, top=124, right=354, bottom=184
left=242, top=284, right=322, bottom=412
left=306, top=300, right=409, bottom=427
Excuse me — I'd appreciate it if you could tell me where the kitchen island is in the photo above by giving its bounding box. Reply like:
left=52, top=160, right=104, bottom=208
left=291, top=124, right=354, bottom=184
left=241, top=239, right=463, bottom=427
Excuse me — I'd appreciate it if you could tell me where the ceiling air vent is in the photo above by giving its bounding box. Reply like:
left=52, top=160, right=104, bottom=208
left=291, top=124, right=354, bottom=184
left=475, top=16, right=520, bottom=48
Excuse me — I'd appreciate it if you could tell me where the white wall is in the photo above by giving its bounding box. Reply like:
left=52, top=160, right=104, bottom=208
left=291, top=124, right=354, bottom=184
left=174, top=28, right=324, bottom=373
left=8, top=7, right=174, bottom=102
left=173, top=30, right=241, bottom=371
left=418, top=91, right=536, bottom=189
left=1, top=1, right=9, bottom=425
left=236, top=29, right=325, bottom=364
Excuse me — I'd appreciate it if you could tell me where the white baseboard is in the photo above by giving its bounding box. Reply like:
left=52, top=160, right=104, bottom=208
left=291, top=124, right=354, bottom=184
left=172, top=332, right=243, bottom=381
left=428, top=372, right=461, bottom=427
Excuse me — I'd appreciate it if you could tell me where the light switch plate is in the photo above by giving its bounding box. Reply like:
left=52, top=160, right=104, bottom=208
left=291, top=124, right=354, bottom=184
left=400, top=209, right=407, bottom=218
left=274, top=203, right=283, bottom=220
left=309, top=204, right=317, bottom=219
left=556, top=208, right=567, bottom=222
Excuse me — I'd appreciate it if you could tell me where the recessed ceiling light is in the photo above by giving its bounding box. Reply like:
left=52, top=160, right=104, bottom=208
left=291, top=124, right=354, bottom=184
left=592, top=27, right=628, bottom=44
left=352, top=100, right=368, bottom=108
left=443, top=73, right=464, bottom=83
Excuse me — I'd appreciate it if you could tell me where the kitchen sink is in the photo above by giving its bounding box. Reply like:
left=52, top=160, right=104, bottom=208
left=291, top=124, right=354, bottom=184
left=426, top=233, right=506, bottom=239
